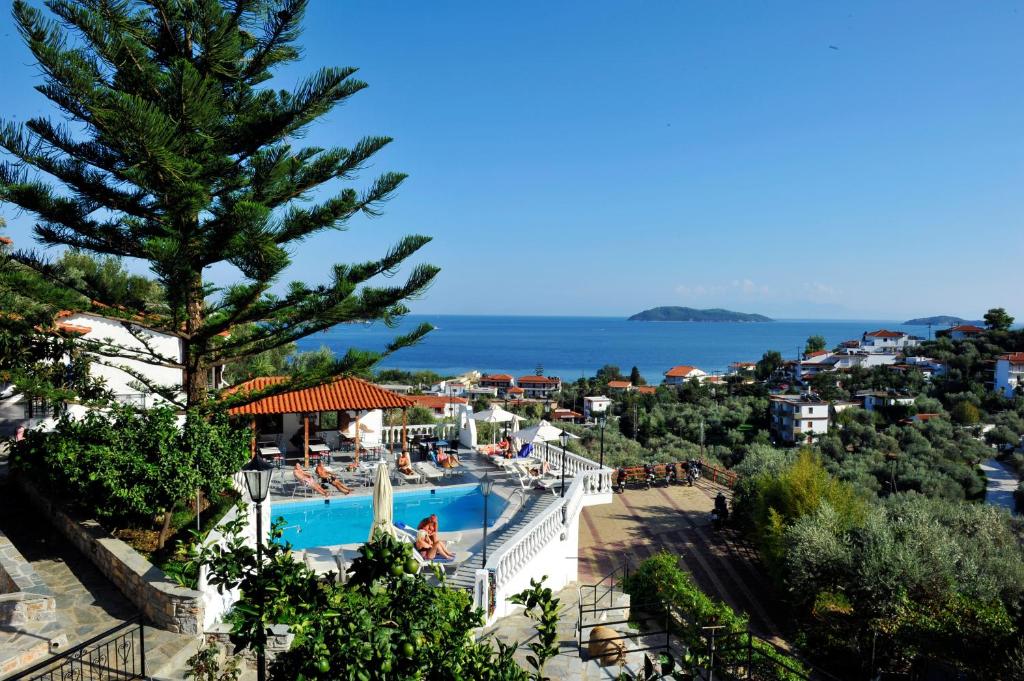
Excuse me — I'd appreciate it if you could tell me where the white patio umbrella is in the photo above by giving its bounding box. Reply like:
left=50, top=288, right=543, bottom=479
left=472, top=405, right=517, bottom=445
left=510, top=419, right=580, bottom=444
left=369, top=462, right=396, bottom=541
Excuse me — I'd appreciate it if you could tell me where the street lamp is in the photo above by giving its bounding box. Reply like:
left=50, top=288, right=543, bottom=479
left=597, top=413, right=607, bottom=491
left=479, top=474, right=494, bottom=566
left=241, top=455, right=274, bottom=681
left=559, top=430, right=570, bottom=497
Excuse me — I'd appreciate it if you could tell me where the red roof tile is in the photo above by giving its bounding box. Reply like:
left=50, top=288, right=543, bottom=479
left=950, top=324, right=985, bottom=333
left=999, top=352, right=1024, bottom=363
left=805, top=350, right=829, bottom=358
left=0, top=236, right=11, bottom=246
left=864, top=330, right=904, bottom=338
left=407, top=395, right=468, bottom=409
left=481, top=374, right=513, bottom=382
left=507, top=387, right=525, bottom=394
left=636, top=386, right=657, bottom=394
left=227, top=376, right=413, bottom=415
left=607, top=380, right=632, bottom=389
left=664, top=365, right=701, bottom=377
left=517, top=375, right=560, bottom=384
left=56, top=322, right=92, bottom=335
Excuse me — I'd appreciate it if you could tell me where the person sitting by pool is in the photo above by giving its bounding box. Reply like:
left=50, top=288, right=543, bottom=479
left=315, top=461, right=352, bottom=494
left=415, top=518, right=441, bottom=560
left=498, top=437, right=512, bottom=458
left=425, top=515, right=456, bottom=559
left=437, top=449, right=461, bottom=468
left=293, top=463, right=330, bottom=497
left=397, top=451, right=415, bottom=476
left=528, top=461, right=552, bottom=478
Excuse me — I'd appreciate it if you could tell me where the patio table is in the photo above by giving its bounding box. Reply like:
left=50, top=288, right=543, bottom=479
left=258, top=446, right=284, bottom=468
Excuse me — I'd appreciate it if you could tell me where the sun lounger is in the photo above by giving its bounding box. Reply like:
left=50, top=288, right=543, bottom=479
left=393, top=522, right=462, bottom=547
left=414, top=461, right=445, bottom=482
left=394, top=467, right=423, bottom=485
left=301, top=547, right=348, bottom=579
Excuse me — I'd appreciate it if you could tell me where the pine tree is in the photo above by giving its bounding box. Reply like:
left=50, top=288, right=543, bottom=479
left=0, top=0, right=437, bottom=410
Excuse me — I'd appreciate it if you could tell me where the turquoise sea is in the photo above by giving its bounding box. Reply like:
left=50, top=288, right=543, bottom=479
left=295, top=316, right=924, bottom=381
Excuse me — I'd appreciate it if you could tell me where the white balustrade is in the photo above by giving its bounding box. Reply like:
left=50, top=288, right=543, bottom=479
left=480, top=443, right=613, bottom=621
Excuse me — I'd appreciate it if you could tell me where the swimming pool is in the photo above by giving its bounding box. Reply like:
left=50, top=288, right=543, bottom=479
left=273, top=484, right=510, bottom=550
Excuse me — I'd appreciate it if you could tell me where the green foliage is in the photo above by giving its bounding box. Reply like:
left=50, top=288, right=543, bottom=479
left=784, top=494, right=1024, bottom=677
left=755, top=350, right=784, bottom=381
left=804, top=335, right=826, bottom=354
left=0, top=0, right=439, bottom=410
left=984, top=307, right=1015, bottom=332
left=11, top=405, right=248, bottom=527
left=186, top=645, right=241, bottom=681
left=950, top=400, right=981, bottom=425
left=199, top=520, right=527, bottom=681
left=622, top=552, right=808, bottom=681
left=508, top=578, right=560, bottom=681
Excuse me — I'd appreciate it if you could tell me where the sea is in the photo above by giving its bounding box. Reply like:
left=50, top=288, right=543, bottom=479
left=295, top=316, right=926, bottom=381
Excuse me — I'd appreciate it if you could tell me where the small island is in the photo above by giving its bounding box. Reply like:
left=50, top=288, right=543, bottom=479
left=628, top=306, right=774, bottom=322
left=903, top=315, right=984, bottom=326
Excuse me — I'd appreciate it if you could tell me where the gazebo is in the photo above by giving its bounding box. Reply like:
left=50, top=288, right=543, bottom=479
left=227, top=376, right=415, bottom=466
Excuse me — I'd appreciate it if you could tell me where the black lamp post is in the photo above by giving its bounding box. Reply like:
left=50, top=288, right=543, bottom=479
left=479, top=474, right=494, bottom=566
left=598, top=413, right=607, bottom=490
left=559, top=430, right=570, bottom=497
left=241, top=456, right=274, bottom=681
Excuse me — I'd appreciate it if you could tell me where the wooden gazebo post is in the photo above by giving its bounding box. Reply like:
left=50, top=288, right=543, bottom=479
left=250, top=418, right=257, bottom=458
left=401, top=407, right=408, bottom=454
left=303, top=414, right=310, bottom=467
left=354, top=411, right=361, bottom=465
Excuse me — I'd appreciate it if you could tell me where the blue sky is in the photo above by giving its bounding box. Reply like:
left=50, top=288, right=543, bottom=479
left=1, top=1, right=1022, bottom=320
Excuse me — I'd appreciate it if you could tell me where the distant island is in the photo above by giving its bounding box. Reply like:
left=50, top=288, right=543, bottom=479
left=903, top=315, right=984, bottom=326
left=628, top=306, right=774, bottom=322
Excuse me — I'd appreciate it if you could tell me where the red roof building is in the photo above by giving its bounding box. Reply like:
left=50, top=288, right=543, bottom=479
left=227, top=376, right=413, bottom=416
left=607, top=380, right=632, bottom=391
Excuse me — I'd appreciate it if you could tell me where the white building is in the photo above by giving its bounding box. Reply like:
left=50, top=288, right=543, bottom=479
left=662, top=365, right=707, bottom=385
left=769, top=394, right=830, bottom=444
left=860, top=329, right=921, bottom=354
left=428, top=379, right=467, bottom=397
left=940, top=324, right=985, bottom=342
left=856, top=390, right=916, bottom=412
left=995, top=353, right=1024, bottom=398
left=583, top=396, right=612, bottom=419
left=54, top=311, right=204, bottom=409
left=516, top=375, right=562, bottom=399
left=407, top=394, right=468, bottom=419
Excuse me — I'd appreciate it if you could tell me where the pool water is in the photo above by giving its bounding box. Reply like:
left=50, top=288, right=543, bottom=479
left=273, top=484, right=510, bottom=550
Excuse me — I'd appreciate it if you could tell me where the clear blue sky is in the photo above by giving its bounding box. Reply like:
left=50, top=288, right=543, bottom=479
left=1, top=1, right=1022, bottom=320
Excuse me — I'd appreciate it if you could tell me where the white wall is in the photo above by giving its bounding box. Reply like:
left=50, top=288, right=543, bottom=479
left=63, top=312, right=183, bottom=402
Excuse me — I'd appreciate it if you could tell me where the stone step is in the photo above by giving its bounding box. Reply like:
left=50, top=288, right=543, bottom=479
left=0, top=620, right=67, bottom=678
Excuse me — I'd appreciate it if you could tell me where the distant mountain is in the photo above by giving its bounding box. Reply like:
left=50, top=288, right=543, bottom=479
left=628, top=306, right=774, bottom=322
left=903, top=315, right=984, bottom=326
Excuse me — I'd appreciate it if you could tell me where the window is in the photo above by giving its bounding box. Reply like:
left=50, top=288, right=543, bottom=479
left=318, top=411, right=339, bottom=430
left=808, top=407, right=814, bottom=414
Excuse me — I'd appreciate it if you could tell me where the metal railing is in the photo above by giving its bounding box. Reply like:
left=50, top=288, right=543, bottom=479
left=9, top=616, right=146, bottom=680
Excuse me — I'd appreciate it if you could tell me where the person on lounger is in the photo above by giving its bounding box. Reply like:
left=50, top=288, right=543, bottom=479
left=315, top=461, right=352, bottom=494
left=437, top=449, right=460, bottom=468
left=426, top=515, right=455, bottom=559
left=397, top=452, right=415, bottom=476
left=293, top=463, right=330, bottom=497
left=415, top=518, right=440, bottom=560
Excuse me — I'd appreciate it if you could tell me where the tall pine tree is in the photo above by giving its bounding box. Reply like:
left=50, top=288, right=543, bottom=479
left=0, top=0, right=437, bottom=410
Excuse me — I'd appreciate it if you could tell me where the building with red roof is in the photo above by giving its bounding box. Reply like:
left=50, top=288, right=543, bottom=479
left=662, top=365, right=708, bottom=385
left=515, top=375, right=562, bottom=399
left=995, top=352, right=1024, bottom=397
left=860, top=329, right=920, bottom=354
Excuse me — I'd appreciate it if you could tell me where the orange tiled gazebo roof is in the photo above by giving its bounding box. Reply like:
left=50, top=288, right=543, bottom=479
left=227, top=376, right=414, bottom=416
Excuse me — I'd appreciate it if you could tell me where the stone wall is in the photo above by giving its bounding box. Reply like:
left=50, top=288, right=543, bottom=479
left=16, top=477, right=204, bottom=635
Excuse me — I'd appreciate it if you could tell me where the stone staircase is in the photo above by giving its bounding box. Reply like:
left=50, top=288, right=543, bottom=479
left=447, top=491, right=561, bottom=591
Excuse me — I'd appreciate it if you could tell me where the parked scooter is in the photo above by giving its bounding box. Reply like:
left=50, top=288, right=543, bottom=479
left=614, top=466, right=628, bottom=494
left=665, top=462, right=678, bottom=486
left=642, top=463, right=656, bottom=490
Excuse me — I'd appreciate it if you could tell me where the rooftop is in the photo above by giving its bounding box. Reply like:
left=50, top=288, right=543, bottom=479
left=664, top=365, right=702, bottom=378
left=227, top=376, right=413, bottom=415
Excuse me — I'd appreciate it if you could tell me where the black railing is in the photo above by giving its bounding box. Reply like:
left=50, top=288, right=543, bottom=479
left=9, top=616, right=146, bottom=681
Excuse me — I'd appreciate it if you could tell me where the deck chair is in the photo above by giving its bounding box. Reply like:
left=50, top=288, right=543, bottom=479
left=394, top=521, right=462, bottom=547
left=394, top=467, right=422, bottom=485
left=292, top=469, right=330, bottom=497
left=414, top=461, right=445, bottom=482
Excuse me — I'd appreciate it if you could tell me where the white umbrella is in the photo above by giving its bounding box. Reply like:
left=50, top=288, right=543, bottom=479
left=472, top=405, right=517, bottom=445
left=369, top=462, right=396, bottom=541
left=510, top=419, right=580, bottom=444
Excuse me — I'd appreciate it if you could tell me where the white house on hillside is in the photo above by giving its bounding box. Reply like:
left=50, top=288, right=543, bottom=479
left=860, top=329, right=920, bottom=354
left=663, top=365, right=707, bottom=385
left=995, top=353, right=1024, bottom=398
left=583, top=395, right=612, bottom=419
left=939, top=324, right=985, bottom=341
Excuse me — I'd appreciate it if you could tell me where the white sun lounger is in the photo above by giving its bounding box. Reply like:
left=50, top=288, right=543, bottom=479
left=414, top=461, right=445, bottom=482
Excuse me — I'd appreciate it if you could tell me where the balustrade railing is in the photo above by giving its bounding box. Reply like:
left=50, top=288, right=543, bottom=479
left=483, top=443, right=612, bottom=613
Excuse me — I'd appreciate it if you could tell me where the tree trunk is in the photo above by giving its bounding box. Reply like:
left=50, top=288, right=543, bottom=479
left=183, top=272, right=207, bottom=409
left=157, top=503, right=176, bottom=550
